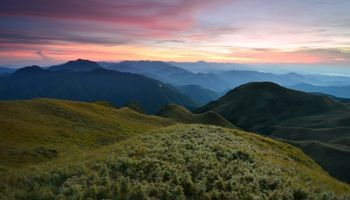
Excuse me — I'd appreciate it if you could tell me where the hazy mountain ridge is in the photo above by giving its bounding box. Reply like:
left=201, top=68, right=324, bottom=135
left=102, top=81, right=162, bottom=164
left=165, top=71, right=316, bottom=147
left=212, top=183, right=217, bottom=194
left=175, top=84, right=220, bottom=105
left=101, top=61, right=350, bottom=97
left=290, top=83, right=350, bottom=99
left=0, top=63, right=198, bottom=113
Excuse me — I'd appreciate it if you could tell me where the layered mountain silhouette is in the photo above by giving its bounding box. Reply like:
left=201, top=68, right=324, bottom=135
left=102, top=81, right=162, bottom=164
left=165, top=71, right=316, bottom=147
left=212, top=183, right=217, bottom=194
left=197, top=82, right=350, bottom=183
left=175, top=84, right=219, bottom=105
left=102, top=61, right=231, bottom=92
left=0, top=62, right=198, bottom=113
left=291, top=83, right=350, bottom=99
left=102, top=61, right=350, bottom=96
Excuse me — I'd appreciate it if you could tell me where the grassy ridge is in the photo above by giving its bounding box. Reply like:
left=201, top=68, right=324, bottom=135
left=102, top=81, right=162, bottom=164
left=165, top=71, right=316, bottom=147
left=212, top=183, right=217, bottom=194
left=158, top=104, right=236, bottom=129
left=1, top=125, right=349, bottom=199
left=0, top=98, right=174, bottom=169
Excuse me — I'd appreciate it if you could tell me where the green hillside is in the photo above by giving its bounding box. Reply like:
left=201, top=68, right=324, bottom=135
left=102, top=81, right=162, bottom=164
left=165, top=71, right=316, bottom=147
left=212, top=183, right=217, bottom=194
left=0, top=98, right=174, bottom=169
left=196, top=82, right=346, bottom=133
left=158, top=104, right=236, bottom=128
left=197, top=82, right=350, bottom=183
left=1, top=125, right=349, bottom=199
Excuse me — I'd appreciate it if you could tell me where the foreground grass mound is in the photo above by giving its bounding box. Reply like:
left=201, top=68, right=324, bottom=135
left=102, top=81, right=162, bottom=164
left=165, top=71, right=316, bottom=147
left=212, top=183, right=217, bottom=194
left=158, top=104, right=236, bottom=129
left=2, top=125, right=349, bottom=199
left=0, top=98, right=174, bottom=169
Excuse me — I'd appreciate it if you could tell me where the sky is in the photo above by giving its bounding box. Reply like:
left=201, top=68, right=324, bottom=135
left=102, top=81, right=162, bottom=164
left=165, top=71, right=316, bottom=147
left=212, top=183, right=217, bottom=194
left=0, top=0, right=350, bottom=68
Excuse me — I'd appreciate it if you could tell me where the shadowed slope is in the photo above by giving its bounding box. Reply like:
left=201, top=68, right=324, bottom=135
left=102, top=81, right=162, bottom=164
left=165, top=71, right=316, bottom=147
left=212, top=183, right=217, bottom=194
left=158, top=104, right=236, bottom=128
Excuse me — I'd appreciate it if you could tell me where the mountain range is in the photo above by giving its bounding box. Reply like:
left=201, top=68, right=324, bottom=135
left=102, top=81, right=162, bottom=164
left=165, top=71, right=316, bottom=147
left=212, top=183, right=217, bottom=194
left=0, top=60, right=198, bottom=113
left=1, top=59, right=350, bottom=187
left=290, top=83, right=350, bottom=99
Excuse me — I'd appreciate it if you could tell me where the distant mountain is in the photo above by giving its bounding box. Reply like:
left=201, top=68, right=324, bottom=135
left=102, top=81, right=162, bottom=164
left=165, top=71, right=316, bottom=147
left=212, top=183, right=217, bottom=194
left=0, top=67, right=15, bottom=75
left=175, top=84, right=219, bottom=106
left=197, top=82, right=350, bottom=183
left=290, top=83, right=350, bottom=99
left=157, top=104, right=235, bottom=128
left=103, top=61, right=231, bottom=92
left=49, top=59, right=103, bottom=72
left=217, top=70, right=350, bottom=88
left=102, top=61, right=350, bottom=95
left=0, top=66, right=198, bottom=113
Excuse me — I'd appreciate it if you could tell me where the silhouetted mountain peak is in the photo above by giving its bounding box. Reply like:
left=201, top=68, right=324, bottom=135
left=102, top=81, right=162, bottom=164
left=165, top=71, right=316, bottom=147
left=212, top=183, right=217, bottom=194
left=49, top=59, right=103, bottom=72
left=14, top=66, right=46, bottom=75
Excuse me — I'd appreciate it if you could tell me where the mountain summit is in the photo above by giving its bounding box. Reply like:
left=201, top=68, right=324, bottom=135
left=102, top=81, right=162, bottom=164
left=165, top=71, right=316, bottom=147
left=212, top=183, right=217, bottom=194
left=197, top=82, right=345, bottom=132
left=49, top=59, right=103, bottom=72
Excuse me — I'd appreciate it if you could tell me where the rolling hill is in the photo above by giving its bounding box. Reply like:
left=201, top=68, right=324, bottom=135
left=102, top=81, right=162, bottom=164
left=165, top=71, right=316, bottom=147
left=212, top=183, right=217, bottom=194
left=0, top=98, right=175, bottom=169
left=197, top=82, right=350, bottom=183
left=1, top=98, right=349, bottom=199
left=0, top=64, right=198, bottom=113
left=157, top=104, right=235, bottom=128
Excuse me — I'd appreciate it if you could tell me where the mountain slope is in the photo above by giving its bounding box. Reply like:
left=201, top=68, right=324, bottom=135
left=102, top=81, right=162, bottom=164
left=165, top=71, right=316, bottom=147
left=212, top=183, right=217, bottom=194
left=197, top=82, right=346, bottom=132
left=0, top=66, right=198, bottom=113
left=1, top=125, right=349, bottom=199
left=157, top=104, right=235, bottom=128
left=197, top=82, right=350, bottom=183
left=49, top=59, right=103, bottom=72
left=0, top=98, right=175, bottom=168
left=175, top=84, right=220, bottom=105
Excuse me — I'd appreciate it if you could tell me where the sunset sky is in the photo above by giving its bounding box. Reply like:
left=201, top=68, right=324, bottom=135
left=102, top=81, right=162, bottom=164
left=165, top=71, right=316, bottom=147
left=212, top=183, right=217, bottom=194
left=0, top=0, right=350, bottom=66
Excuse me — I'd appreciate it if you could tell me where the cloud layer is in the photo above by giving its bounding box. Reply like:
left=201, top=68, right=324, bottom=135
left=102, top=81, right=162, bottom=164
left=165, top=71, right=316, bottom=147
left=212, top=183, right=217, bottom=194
left=0, top=0, right=349, bottom=65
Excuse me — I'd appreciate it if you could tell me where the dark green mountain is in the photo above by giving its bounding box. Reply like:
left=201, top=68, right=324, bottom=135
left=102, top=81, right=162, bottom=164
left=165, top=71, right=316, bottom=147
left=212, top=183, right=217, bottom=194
left=197, top=82, right=350, bottom=183
left=197, top=82, right=345, bottom=132
left=49, top=59, right=103, bottom=72
left=0, top=66, right=198, bottom=113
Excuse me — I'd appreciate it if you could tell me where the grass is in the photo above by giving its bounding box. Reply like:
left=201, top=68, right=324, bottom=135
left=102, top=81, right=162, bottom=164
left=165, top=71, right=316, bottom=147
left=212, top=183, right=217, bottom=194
left=1, top=125, right=349, bottom=199
left=1, top=98, right=349, bottom=199
left=0, top=98, right=174, bottom=169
